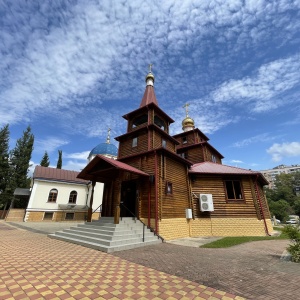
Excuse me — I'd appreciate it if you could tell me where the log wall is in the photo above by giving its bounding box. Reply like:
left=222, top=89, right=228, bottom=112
left=191, top=175, right=266, bottom=219
left=159, top=155, right=190, bottom=219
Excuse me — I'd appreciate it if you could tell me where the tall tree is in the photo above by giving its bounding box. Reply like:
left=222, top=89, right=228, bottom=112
left=9, top=126, right=34, bottom=190
left=0, top=124, right=10, bottom=193
left=40, top=151, right=50, bottom=167
left=0, top=124, right=10, bottom=208
left=57, top=150, right=62, bottom=169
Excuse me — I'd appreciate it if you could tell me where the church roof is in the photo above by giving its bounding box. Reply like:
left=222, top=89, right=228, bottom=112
left=89, top=143, right=118, bottom=158
left=77, top=154, right=149, bottom=182
left=189, top=162, right=268, bottom=184
left=34, top=166, right=88, bottom=184
left=140, top=85, right=158, bottom=107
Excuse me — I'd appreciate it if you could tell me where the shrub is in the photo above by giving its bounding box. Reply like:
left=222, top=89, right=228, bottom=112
left=282, top=225, right=300, bottom=263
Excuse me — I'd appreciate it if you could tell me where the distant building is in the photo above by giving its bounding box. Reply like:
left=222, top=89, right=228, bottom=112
left=261, top=164, right=300, bottom=189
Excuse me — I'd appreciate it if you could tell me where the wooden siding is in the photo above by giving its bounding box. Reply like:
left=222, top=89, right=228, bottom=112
left=202, top=145, right=222, bottom=163
left=159, top=155, right=190, bottom=219
left=153, top=131, right=176, bottom=152
left=191, top=175, right=262, bottom=219
left=118, top=133, right=148, bottom=158
left=178, top=147, right=204, bottom=164
left=174, top=131, right=197, bottom=146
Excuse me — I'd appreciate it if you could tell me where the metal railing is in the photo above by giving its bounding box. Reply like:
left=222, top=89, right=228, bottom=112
left=120, top=202, right=164, bottom=243
left=92, top=204, right=102, bottom=215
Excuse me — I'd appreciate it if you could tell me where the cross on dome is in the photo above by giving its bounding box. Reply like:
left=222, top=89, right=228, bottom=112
left=183, top=103, right=190, bottom=117
left=106, top=128, right=111, bottom=144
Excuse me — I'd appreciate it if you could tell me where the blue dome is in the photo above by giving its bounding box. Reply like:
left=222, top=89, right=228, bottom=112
left=89, top=143, right=118, bottom=158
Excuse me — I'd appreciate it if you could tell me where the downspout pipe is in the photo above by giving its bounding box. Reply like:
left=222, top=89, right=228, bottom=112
left=255, top=175, right=270, bottom=236
left=148, top=180, right=151, bottom=227
left=154, top=150, right=158, bottom=234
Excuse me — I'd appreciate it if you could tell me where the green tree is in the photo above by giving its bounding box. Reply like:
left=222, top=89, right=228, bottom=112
left=40, top=151, right=50, bottom=167
left=268, top=199, right=293, bottom=221
left=0, top=124, right=10, bottom=208
left=265, top=172, right=300, bottom=218
left=9, top=126, right=34, bottom=190
left=57, top=150, right=62, bottom=169
left=276, top=173, right=297, bottom=205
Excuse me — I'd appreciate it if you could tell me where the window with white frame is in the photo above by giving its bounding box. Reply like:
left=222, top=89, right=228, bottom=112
left=48, top=189, right=58, bottom=202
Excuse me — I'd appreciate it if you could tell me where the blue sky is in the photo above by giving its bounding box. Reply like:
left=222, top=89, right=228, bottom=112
left=1, top=0, right=300, bottom=174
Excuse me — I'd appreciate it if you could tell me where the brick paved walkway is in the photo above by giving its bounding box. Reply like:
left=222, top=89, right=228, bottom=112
left=113, top=239, right=300, bottom=300
left=0, top=222, right=242, bottom=300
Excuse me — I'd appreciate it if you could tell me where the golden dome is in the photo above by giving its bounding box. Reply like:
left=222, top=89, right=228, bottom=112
left=182, top=116, right=195, bottom=131
left=182, top=116, right=195, bottom=127
left=145, top=72, right=155, bottom=83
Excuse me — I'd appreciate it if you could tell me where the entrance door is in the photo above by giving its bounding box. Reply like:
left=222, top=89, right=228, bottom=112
left=121, top=181, right=137, bottom=217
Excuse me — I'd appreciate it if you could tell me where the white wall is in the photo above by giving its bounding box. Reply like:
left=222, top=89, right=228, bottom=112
left=27, top=179, right=103, bottom=211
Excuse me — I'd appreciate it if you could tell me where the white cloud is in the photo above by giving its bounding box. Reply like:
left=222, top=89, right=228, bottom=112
left=267, top=142, right=300, bottom=162
left=64, top=151, right=90, bottom=160
left=1, top=0, right=299, bottom=129
left=62, top=160, right=87, bottom=172
left=212, top=54, right=300, bottom=112
left=230, top=160, right=244, bottom=164
left=35, top=137, right=69, bottom=154
left=232, top=133, right=279, bottom=148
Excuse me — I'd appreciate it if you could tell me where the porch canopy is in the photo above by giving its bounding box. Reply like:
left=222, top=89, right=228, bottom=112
left=77, top=154, right=149, bottom=183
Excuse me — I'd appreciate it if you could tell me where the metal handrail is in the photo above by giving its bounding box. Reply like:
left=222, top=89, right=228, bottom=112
left=120, top=202, right=164, bottom=242
left=92, top=203, right=102, bottom=215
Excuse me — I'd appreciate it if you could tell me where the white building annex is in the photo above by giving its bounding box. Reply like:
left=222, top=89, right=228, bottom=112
left=6, top=133, right=118, bottom=222
left=25, top=166, right=101, bottom=222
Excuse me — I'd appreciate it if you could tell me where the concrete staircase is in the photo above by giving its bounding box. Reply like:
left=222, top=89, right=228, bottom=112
left=48, top=217, right=162, bottom=253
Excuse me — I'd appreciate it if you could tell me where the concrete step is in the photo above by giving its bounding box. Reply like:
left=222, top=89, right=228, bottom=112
left=65, top=228, right=156, bottom=241
left=48, top=218, right=162, bottom=253
left=52, top=231, right=151, bottom=247
left=48, top=234, right=161, bottom=253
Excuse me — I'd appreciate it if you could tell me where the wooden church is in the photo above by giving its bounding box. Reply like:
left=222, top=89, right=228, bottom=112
left=78, top=69, right=273, bottom=240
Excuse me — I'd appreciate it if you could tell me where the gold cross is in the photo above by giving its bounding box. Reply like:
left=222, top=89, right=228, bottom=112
left=149, top=63, right=153, bottom=72
left=183, top=103, right=190, bottom=117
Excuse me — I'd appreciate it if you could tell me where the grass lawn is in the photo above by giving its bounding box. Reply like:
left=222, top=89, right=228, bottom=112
left=201, top=228, right=288, bottom=248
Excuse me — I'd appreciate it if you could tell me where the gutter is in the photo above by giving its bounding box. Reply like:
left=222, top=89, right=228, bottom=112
left=255, top=175, right=270, bottom=236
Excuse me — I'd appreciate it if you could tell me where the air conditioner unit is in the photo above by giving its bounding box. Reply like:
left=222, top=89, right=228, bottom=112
left=199, top=194, right=214, bottom=212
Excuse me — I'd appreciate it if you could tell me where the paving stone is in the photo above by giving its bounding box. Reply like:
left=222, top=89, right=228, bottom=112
left=0, top=221, right=242, bottom=299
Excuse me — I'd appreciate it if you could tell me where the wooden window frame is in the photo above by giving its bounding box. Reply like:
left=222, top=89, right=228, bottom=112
left=162, top=139, right=167, bottom=148
left=48, top=189, right=58, bottom=203
left=165, top=181, right=173, bottom=195
left=182, top=136, right=187, bottom=144
left=224, top=179, right=244, bottom=202
left=69, top=191, right=77, bottom=204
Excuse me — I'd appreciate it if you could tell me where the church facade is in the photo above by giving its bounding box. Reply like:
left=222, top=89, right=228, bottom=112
left=78, top=70, right=273, bottom=240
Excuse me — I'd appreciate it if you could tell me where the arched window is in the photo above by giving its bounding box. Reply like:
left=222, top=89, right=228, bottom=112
left=48, top=189, right=58, bottom=202
left=69, top=191, right=77, bottom=204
